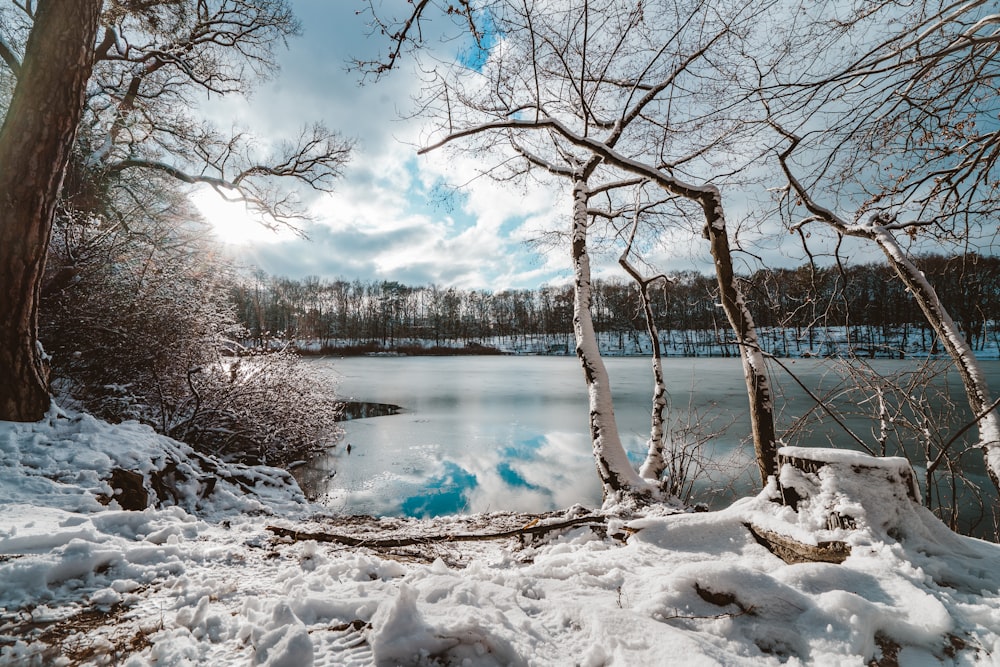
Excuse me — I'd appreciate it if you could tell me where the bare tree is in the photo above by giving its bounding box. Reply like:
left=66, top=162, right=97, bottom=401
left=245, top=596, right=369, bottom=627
left=777, top=140, right=1000, bottom=493
left=414, top=0, right=780, bottom=498
left=766, top=0, right=1000, bottom=493
left=74, top=0, right=352, bottom=228
left=0, top=0, right=352, bottom=422
left=618, top=188, right=671, bottom=483
left=355, top=0, right=484, bottom=80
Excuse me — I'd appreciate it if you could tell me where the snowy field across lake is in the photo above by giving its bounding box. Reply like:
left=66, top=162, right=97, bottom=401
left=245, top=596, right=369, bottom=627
left=296, top=356, right=1000, bottom=519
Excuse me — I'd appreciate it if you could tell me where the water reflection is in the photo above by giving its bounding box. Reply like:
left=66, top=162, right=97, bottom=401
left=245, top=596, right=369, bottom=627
left=299, top=428, right=606, bottom=516
left=294, top=356, right=763, bottom=516
left=400, top=461, right=477, bottom=517
left=295, top=356, right=1000, bottom=520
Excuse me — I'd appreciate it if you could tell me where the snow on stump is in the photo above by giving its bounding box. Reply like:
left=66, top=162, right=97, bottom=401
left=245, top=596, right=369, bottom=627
left=747, top=446, right=921, bottom=565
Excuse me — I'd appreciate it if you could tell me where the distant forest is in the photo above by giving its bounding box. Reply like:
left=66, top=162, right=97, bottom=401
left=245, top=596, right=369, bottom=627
left=230, top=253, right=1000, bottom=356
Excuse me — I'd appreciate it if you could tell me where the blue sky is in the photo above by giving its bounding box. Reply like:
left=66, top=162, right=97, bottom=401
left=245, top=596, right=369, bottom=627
left=192, top=0, right=883, bottom=290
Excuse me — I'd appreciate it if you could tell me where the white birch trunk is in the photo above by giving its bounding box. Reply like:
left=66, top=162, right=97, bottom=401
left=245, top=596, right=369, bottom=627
left=618, top=253, right=668, bottom=482
left=871, top=228, right=1000, bottom=492
left=571, top=175, right=652, bottom=501
left=638, top=306, right=669, bottom=482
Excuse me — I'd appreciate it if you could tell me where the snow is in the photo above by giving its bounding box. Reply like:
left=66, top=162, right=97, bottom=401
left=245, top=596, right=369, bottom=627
left=3, top=410, right=1000, bottom=665
left=778, top=445, right=912, bottom=469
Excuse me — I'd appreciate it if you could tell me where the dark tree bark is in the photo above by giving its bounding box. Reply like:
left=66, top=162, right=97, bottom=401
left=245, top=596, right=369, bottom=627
left=701, top=200, right=778, bottom=484
left=0, top=0, right=104, bottom=421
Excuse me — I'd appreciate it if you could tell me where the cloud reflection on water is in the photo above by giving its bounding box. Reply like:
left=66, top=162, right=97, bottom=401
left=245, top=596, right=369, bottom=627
left=305, top=429, right=606, bottom=517
left=295, top=356, right=764, bottom=517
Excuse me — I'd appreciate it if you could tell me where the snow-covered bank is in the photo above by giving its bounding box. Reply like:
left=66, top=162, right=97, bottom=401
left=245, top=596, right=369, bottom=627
left=2, top=412, right=1000, bottom=665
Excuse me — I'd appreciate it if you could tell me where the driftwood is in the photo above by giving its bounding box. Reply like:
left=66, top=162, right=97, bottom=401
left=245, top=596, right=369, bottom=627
left=266, top=515, right=606, bottom=548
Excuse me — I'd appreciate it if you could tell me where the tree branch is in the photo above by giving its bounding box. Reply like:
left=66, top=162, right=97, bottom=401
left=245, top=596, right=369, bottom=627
left=266, top=514, right=607, bottom=547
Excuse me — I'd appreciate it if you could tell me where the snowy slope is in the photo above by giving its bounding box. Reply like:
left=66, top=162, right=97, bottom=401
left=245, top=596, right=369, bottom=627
left=2, top=410, right=1000, bottom=665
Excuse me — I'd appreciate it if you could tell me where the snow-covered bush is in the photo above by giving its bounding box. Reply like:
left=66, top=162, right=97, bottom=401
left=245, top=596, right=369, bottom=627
left=165, top=347, right=343, bottom=465
left=40, top=199, right=341, bottom=467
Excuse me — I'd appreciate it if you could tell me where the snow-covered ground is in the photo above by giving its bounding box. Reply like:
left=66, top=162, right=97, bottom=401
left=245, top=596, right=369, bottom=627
left=3, top=409, right=1000, bottom=665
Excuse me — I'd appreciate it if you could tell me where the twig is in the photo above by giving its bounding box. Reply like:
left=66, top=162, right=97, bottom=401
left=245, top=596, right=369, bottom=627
left=761, top=351, right=872, bottom=453
left=929, top=393, right=1000, bottom=476
left=658, top=606, right=756, bottom=621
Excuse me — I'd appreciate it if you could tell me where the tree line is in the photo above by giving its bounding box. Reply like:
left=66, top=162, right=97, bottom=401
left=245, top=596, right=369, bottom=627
left=231, top=253, right=1000, bottom=356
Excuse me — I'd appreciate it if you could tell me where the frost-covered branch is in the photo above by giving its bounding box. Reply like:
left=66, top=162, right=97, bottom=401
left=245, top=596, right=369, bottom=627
left=777, top=129, right=1000, bottom=493
left=97, top=119, right=349, bottom=227
left=353, top=0, right=484, bottom=80
left=0, top=33, right=21, bottom=77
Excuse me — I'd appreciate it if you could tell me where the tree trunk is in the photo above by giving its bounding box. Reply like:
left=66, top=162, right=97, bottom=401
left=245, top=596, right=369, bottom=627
left=701, top=198, right=779, bottom=484
left=637, top=278, right=668, bottom=482
left=571, top=175, right=652, bottom=501
left=619, top=233, right=668, bottom=482
left=0, top=0, right=103, bottom=421
left=870, top=229, right=1000, bottom=493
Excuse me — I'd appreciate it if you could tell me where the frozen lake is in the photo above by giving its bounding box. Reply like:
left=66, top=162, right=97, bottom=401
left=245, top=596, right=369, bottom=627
left=292, top=355, right=1000, bottom=518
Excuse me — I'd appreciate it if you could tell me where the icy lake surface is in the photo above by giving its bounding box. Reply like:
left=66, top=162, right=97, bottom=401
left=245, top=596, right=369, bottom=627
left=293, top=356, right=1000, bottom=517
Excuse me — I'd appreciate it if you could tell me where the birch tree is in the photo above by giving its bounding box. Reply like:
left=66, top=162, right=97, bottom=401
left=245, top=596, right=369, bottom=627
left=765, top=0, right=1000, bottom=493
left=617, top=186, right=671, bottom=483
left=414, top=0, right=780, bottom=499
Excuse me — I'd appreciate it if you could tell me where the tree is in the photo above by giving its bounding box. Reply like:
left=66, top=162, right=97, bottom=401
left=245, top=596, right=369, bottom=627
left=68, top=0, right=350, bottom=254
left=766, top=0, right=1000, bottom=494
left=413, top=0, right=779, bottom=498
left=777, top=137, right=1000, bottom=494
left=618, top=190, right=671, bottom=483
left=0, top=0, right=103, bottom=421
left=0, top=0, right=351, bottom=423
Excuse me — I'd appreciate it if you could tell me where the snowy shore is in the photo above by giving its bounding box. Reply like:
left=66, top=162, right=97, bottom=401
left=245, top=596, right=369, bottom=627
left=291, top=327, right=1000, bottom=361
left=2, top=409, right=1000, bottom=665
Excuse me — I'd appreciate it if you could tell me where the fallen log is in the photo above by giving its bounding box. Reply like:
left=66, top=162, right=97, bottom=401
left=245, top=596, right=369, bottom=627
left=744, top=522, right=851, bottom=565
left=266, top=514, right=605, bottom=548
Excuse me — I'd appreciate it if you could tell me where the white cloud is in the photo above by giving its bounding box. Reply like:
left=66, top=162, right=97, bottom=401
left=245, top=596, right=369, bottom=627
left=190, top=2, right=577, bottom=289
left=199, top=2, right=839, bottom=289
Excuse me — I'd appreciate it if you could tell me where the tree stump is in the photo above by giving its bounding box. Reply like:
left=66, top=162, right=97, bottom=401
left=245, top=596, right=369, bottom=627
left=748, top=446, right=921, bottom=565
left=776, top=447, right=920, bottom=511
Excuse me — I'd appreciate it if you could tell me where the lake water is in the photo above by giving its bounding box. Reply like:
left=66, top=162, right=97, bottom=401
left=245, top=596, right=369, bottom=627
left=293, top=356, right=1000, bottom=518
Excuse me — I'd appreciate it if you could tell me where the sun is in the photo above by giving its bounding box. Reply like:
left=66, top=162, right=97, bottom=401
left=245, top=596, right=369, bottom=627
left=191, top=186, right=297, bottom=245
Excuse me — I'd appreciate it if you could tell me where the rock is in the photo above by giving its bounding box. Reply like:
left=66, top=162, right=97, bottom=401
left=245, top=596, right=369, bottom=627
left=107, top=468, right=148, bottom=511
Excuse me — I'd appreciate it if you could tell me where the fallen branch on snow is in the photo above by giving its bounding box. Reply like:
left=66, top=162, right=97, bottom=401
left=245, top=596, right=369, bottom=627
left=266, top=515, right=606, bottom=548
